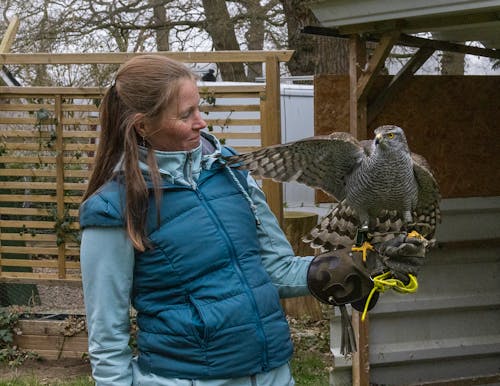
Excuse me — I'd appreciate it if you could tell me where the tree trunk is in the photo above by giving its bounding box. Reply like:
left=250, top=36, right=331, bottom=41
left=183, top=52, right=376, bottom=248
left=440, top=51, right=465, bottom=75
left=243, top=0, right=265, bottom=81
left=432, top=34, right=465, bottom=75
left=201, top=0, right=248, bottom=81
left=281, top=0, right=349, bottom=75
left=152, top=2, right=170, bottom=51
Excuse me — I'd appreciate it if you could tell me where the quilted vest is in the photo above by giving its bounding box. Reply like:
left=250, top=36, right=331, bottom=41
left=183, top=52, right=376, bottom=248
left=79, top=157, right=293, bottom=379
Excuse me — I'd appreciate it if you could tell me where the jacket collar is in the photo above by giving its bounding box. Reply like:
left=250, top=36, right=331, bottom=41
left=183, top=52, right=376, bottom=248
left=138, top=131, right=222, bottom=186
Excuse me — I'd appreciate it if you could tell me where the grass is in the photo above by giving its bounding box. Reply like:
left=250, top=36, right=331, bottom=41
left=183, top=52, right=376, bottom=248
left=289, top=314, right=332, bottom=386
left=291, top=351, right=330, bottom=385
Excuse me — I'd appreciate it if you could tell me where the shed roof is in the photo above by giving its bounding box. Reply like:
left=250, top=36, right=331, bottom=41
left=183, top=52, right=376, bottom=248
left=308, top=0, right=500, bottom=49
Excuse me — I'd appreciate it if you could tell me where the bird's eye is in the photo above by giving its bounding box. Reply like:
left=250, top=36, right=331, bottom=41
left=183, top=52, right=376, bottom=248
left=386, top=133, right=395, bottom=139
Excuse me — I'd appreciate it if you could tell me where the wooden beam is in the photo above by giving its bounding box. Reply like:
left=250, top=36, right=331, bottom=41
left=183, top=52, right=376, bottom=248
left=399, top=34, right=500, bottom=59
left=0, top=16, right=20, bottom=53
left=0, top=275, right=82, bottom=286
left=0, top=50, right=294, bottom=65
left=0, top=85, right=265, bottom=96
left=368, top=46, right=435, bottom=124
left=302, top=26, right=500, bottom=59
left=357, top=31, right=400, bottom=101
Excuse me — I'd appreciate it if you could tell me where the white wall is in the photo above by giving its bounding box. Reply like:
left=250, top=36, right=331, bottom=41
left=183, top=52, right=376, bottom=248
left=279, top=84, right=317, bottom=209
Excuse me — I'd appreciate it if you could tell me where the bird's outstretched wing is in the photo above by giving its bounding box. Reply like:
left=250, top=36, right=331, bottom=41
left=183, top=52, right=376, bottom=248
left=224, top=132, right=365, bottom=201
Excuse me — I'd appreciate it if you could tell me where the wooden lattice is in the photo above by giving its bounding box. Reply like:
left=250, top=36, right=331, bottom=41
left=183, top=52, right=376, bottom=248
left=0, top=51, right=291, bottom=284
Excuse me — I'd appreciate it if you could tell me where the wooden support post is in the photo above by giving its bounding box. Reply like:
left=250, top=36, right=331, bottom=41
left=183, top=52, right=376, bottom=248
left=55, top=95, right=66, bottom=279
left=0, top=15, right=19, bottom=276
left=261, top=56, right=283, bottom=226
left=348, top=34, right=370, bottom=385
left=352, top=311, right=370, bottom=386
left=0, top=16, right=20, bottom=54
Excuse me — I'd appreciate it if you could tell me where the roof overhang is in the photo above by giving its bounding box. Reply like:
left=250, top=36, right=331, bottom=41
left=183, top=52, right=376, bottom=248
left=307, top=0, right=500, bottom=49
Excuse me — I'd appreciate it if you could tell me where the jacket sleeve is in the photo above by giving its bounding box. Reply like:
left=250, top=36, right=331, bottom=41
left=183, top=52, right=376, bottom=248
left=80, top=227, right=135, bottom=386
left=246, top=176, right=313, bottom=298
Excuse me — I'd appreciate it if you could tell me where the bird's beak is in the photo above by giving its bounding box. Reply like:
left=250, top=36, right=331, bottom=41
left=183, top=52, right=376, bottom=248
left=375, top=133, right=383, bottom=145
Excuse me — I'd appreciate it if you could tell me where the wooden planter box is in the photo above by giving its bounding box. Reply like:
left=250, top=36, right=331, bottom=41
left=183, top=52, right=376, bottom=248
left=13, top=317, right=88, bottom=360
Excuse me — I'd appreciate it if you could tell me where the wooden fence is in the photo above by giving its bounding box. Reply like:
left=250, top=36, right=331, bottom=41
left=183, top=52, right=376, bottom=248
left=0, top=51, right=292, bottom=286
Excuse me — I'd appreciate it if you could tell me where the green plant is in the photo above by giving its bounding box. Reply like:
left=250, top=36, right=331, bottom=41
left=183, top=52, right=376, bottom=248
left=0, top=308, right=19, bottom=347
left=199, top=88, right=217, bottom=106
left=51, top=207, right=80, bottom=246
left=34, top=108, right=57, bottom=152
left=199, top=88, right=231, bottom=135
left=0, top=308, right=38, bottom=367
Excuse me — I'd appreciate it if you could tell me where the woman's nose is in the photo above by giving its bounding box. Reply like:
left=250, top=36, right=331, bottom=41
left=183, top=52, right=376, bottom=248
left=192, top=110, right=207, bottom=130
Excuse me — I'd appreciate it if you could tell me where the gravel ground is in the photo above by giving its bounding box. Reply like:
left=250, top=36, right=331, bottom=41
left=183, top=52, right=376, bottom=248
left=28, top=268, right=86, bottom=315
left=34, top=282, right=85, bottom=315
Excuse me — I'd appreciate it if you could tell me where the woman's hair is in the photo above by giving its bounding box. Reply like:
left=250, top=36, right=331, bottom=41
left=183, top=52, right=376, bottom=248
left=82, top=55, right=197, bottom=251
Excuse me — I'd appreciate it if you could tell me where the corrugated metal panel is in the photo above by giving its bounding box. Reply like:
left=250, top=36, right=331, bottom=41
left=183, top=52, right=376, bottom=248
left=309, top=0, right=500, bottom=27
left=330, top=197, right=500, bottom=385
left=308, top=1, right=500, bottom=50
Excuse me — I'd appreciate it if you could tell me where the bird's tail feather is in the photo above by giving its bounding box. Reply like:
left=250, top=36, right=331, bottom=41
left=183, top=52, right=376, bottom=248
left=339, top=304, right=357, bottom=356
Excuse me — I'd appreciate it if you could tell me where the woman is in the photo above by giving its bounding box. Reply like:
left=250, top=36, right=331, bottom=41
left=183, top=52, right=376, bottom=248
left=79, top=54, right=314, bottom=385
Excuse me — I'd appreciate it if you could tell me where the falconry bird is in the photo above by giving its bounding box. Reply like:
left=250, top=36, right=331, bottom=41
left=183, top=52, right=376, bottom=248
left=225, top=125, right=440, bottom=355
left=224, top=125, right=440, bottom=257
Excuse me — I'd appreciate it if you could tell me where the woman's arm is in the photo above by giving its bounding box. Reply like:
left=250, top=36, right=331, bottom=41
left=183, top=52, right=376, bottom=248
left=80, top=227, right=135, bottom=385
left=246, top=176, right=313, bottom=298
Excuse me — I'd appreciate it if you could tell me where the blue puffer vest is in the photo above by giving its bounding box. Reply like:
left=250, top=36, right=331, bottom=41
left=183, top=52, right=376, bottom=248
left=79, top=151, right=293, bottom=379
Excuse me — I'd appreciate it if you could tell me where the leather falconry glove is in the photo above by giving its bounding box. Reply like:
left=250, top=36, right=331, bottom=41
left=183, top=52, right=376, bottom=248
left=306, top=248, right=378, bottom=355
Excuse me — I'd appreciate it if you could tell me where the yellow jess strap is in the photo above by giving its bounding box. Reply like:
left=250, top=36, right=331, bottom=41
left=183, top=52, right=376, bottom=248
left=361, top=271, right=418, bottom=322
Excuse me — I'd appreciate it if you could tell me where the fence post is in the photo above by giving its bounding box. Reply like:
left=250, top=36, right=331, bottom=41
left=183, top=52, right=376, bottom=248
left=261, top=55, right=283, bottom=226
left=55, top=95, right=66, bottom=279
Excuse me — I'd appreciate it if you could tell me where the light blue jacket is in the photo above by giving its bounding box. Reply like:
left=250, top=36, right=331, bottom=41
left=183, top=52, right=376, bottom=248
left=80, top=132, right=313, bottom=385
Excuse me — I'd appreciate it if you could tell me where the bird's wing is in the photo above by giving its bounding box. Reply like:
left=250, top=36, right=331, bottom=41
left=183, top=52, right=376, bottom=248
left=412, top=153, right=441, bottom=238
left=224, top=131, right=365, bottom=201
left=358, top=139, right=373, bottom=156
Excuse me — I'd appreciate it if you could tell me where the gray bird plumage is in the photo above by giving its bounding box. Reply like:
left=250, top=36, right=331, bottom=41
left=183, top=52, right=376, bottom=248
left=224, top=125, right=441, bottom=251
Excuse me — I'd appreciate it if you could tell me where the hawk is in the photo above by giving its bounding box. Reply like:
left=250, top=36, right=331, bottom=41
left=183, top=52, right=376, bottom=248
left=225, top=125, right=440, bottom=256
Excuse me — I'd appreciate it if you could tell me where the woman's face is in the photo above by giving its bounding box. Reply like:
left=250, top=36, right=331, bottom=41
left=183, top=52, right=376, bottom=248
left=143, top=78, right=207, bottom=152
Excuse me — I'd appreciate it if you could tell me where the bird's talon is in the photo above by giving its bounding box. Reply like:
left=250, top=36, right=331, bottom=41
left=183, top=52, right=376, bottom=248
left=407, top=230, right=426, bottom=240
left=352, top=241, right=375, bottom=263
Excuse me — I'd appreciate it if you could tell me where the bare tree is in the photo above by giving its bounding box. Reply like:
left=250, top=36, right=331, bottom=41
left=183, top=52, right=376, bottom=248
left=3, top=0, right=337, bottom=83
